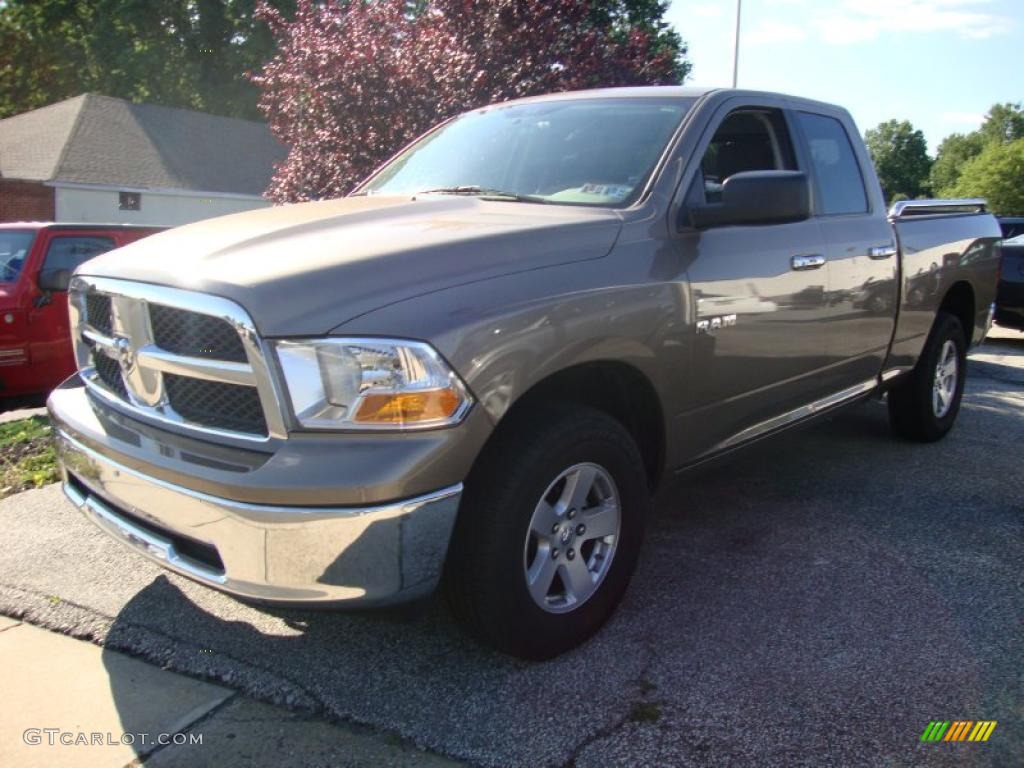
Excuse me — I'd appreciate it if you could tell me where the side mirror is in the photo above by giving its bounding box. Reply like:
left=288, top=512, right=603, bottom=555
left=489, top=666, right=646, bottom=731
left=686, top=171, right=810, bottom=229
left=37, top=268, right=71, bottom=293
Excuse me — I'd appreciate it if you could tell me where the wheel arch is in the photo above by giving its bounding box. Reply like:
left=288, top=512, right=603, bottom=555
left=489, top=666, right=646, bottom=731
left=939, top=280, right=976, bottom=344
left=478, top=360, right=667, bottom=491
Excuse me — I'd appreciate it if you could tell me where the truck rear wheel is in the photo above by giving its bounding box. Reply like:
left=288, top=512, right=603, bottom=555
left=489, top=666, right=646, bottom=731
left=444, top=403, right=648, bottom=659
left=888, top=311, right=967, bottom=442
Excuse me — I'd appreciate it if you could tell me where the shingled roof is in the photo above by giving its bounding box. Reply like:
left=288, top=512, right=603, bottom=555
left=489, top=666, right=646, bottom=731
left=0, top=94, right=284, bottom=196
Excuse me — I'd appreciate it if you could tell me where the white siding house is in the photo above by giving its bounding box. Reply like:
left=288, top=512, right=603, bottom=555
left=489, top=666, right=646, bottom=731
left=0, top=94, right=284, bottom=226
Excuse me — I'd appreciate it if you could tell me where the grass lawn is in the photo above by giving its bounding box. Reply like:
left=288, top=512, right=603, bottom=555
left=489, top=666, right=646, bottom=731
left=0, top=416, right=59, bottom=498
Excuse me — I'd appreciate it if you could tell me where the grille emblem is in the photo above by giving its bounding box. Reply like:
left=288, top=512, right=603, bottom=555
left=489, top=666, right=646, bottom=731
left=113, top=335, right=135, bottom=374
left=71, top=278, right=283, bottom=438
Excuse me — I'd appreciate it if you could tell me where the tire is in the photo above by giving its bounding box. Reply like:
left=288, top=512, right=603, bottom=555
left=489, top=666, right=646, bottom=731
left=444, top=403, right=648, bottom=659
left=888, top=311, right=968, bottom=442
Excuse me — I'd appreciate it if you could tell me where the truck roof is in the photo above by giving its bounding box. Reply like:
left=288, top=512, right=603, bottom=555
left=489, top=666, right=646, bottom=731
left=490, top=85, right=848, bottom=119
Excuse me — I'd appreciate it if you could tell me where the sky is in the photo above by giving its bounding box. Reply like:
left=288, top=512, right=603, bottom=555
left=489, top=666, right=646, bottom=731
left=665, top=0, right=1023, bottom=152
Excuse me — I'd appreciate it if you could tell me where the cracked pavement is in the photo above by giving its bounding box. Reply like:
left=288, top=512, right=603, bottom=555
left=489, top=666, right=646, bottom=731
left=0, top=332, right=1021, bottom=767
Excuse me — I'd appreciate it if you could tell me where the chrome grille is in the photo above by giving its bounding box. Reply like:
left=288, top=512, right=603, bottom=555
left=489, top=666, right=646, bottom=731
left=94, top=350, right=129, bottom=400
left=150, top=304, right=247, bottom=363
left=85, top=293, right=113, bottom=335
left=164, top=374, right=267, bottom=434
left=69, top=277, right=285, bottom=440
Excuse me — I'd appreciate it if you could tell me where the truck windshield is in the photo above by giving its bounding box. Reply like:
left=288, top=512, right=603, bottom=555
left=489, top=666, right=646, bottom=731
left=359, top=97, right=694, bottom=207
left=0, top=230, right=35, bottom=283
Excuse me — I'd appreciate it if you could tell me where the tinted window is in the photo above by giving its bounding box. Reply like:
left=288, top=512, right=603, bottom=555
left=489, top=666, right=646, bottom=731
left=43, top=236, right=115, bottom=274
left=700, top=109, right=797, bottom=203
left=0, top=230, right=36, bottom=283
left=362, top=98, right=694, bottom=207
left=797, top=113, right=868, bottom=215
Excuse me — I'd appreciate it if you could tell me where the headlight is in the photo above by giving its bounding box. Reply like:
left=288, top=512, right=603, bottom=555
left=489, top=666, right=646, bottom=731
left=274, top=338, right=472, bottom=430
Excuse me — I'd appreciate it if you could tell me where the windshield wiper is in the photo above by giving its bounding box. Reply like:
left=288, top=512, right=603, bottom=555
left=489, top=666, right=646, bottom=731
left=414, top=186, right=548, bottom=203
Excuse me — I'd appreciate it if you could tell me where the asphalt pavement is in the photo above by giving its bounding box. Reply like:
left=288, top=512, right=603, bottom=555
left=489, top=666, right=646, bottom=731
left=0, top=330, right=1021, bottom=767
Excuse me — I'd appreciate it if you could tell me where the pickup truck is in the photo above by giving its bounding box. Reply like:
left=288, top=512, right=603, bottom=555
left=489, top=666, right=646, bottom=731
left=47, top=87, right=1001, bottom=659
left=0, top=222, right=161, bottom=399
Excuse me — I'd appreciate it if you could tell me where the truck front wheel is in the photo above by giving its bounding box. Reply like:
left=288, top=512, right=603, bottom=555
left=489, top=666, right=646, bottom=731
left=888, top=311, right=967, bottom=442
left=445, top=404, right=648, bottom=659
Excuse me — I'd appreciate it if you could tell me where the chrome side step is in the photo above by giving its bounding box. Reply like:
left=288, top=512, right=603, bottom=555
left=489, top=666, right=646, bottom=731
left=713, top=378, right=879, bottom=453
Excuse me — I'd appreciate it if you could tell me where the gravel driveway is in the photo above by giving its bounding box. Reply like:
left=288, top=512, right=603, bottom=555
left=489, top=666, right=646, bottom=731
left=1, top=338, right=1021, bottom=767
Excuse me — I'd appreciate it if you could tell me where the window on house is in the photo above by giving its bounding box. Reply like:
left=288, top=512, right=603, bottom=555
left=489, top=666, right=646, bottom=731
left=119, top=191, right=141, bottom=211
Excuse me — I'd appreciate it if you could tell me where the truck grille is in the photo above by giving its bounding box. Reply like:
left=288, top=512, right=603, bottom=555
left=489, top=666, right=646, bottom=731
left=150, top=304, right=247, bottom=363
left=70, top=278, right=284, bottom=440
left=94, top=350, right=129, bottom=400
left=85, top=293, right=113, bottom=335
left=164, top=374, right=267, bottom=435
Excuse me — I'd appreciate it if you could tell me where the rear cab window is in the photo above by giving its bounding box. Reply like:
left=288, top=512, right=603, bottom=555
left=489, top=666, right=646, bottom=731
left=796, top=112, right=869, bottom=216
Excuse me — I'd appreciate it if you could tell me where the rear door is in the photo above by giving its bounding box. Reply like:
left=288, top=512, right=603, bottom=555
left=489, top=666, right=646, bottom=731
left=792, top=108, right=898, bottom=391
left=28, top=230, right=117, bottom=388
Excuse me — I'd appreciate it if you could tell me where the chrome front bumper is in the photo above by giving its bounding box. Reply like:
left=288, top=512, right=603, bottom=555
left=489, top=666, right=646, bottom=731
left=56, top=430, right=462, bottom=605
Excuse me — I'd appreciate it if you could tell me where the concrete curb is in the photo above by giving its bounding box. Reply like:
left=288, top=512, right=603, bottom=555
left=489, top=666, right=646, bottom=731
left=0, top=583, right=321, bottom=714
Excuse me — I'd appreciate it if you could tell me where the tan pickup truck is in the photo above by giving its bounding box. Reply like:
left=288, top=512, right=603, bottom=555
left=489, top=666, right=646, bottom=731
left=49, top=87, right=1000, bottom=658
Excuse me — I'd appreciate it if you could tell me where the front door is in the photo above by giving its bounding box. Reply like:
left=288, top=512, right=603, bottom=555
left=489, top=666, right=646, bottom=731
left=27, top=232, right=117, bottom=388
left=674, top=104, right=834, bottom=460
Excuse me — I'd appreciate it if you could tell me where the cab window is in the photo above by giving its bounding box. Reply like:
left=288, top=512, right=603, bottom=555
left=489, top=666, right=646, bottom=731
left=42, top=236, right=116, bottom=275
left=700, top=109, right=797, bottom=203
left=0, top=230, right=36, bottom=283
left=796, top=112, right=868, bottom=216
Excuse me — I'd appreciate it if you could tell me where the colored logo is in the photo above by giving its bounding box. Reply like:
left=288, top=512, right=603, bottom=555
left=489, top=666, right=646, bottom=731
left=920, top=721, right=997, bottom=742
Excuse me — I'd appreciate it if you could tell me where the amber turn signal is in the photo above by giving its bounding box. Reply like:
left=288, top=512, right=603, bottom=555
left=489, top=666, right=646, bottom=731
left=353, top=388, right=462, bottom=425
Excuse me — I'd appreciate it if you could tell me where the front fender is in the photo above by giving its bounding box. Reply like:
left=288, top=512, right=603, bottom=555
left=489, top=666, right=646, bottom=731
left=333, top=259, right=691, bottom=430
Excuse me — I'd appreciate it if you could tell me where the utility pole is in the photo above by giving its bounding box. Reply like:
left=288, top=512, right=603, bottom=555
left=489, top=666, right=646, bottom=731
left=732, top=0, right=742, bottom=88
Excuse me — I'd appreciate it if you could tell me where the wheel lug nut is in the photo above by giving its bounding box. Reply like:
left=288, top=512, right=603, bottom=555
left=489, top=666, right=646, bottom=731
left=576, top=524, right=586, bottom=536
left=551, top=548, right=560, bottom=560
left=567, top=548, right=575, bottom=560
left=552, top=523, right=560, bottom=534
left=568, top=508, right=576, bottom=519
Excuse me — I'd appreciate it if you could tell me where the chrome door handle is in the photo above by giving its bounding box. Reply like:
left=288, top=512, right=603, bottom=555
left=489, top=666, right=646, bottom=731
left=791, top=254, right=825, bottom=271
left=868, top=244, right=897, bottom=259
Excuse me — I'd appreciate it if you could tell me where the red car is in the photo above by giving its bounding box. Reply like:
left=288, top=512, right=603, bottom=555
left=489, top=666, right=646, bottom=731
left=0, top=223, right=163, bottom=399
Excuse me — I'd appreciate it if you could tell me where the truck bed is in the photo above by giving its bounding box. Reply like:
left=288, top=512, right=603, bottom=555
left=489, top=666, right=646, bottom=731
left=885, top=199, right=1002, bottom=372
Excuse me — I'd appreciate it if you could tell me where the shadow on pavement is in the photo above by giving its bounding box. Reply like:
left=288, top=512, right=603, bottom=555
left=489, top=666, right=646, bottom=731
left=0, top=394, right=46, bottom=414
left=93, top=391, right=1021, bottom=767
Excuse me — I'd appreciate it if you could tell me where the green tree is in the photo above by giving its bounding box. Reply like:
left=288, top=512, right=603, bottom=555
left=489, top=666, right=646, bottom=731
left=950, top=139, right=1024, bottom=215
left=0, top=1, right=294, bottom=120
left=930, top=132, right=985, bottom=197
left=931, top=102, right=1024, bottom=195
left=978, top=102, right=1024, bottom=144
left=864, top=119, right=932, bottom=202
left=588, top=1, right=690, bottom=83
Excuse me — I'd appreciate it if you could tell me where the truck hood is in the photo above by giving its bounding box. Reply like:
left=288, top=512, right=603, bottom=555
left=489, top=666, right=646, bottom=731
left=79, top=196, right=622, bottom=336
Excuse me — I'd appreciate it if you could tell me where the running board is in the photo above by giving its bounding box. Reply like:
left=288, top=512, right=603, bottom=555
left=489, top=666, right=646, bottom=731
left=712, top=378, right=879, bottom=454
